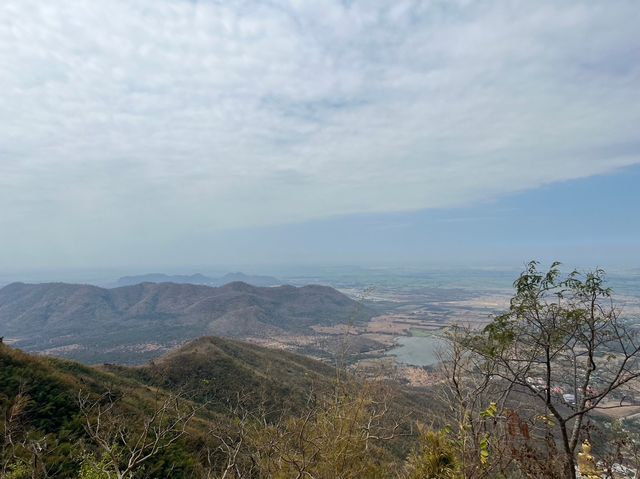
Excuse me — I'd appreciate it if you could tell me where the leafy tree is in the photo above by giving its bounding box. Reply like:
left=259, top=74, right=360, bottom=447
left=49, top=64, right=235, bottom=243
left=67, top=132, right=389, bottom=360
left=453, top=261, right=640, bottom=478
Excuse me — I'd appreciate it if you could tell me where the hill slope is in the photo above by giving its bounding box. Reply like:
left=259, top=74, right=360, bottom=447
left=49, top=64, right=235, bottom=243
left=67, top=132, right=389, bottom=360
left=0, top=281, right=371, bottom=363
left=0, top=337, right=337, bottom=477
left=0, top=337, right=425, bottom=478
left=0, top=335, right=336, bottom=415
left=104, top=336, right=336, bottom=414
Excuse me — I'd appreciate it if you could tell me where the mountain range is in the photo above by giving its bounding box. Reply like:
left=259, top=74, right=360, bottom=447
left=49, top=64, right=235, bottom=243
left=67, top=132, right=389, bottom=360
left=0, top=281, right=371, bottom=363
left=116, top=271, right=281, bottom=287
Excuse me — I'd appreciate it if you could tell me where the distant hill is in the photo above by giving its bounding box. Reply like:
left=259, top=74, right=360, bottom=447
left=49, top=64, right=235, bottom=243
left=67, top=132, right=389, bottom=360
left=0, top=281, right=371, bottom=363
left=116, top=271, right=281, bottom=287
left=216, top=272, right=282, bottom=287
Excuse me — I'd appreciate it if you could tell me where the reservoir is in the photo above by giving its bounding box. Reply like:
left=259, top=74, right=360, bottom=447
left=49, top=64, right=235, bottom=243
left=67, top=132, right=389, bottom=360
left=388, top=334, right=445, bottom=367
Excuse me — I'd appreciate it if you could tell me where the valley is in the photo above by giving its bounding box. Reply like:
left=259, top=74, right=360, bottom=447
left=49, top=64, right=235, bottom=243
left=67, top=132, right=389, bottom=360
left=2, top=268, right=639, bottom=391
left=0, top=270, right=512, bottom=376
left=242, top=281, right=514, bottom=387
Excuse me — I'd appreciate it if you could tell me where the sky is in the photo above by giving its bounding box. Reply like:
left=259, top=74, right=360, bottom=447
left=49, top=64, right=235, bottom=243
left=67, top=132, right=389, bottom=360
left=1, top=1, right=639, bottom=273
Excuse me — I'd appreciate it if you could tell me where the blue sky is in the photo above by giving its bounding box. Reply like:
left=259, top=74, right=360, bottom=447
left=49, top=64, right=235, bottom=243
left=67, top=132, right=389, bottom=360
left=0, top=1, right=639, bottom=271
left=181, top=164, right=640, bottom=269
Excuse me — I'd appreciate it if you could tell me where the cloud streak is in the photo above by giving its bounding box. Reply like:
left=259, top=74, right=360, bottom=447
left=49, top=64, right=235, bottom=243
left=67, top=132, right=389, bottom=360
left=1, top=0, right=639, bottom=267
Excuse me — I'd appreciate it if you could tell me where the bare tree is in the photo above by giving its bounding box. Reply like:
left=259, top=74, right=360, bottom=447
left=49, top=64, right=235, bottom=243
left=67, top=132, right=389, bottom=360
left=207, top=379, right=407, bottom=479
left=453, top=261, right=640, bottom=478
left=201, top=394, right=259, bottom=479
left=436, top=329, right=512, bottom=478
left=78, top=389, right=197, bottom=479
left=435, top=326, right=568, bottom=478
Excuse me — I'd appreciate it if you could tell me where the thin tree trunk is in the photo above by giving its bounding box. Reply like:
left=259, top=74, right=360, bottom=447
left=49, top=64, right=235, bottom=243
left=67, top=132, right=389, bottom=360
left=560, top=422, right=576, bottom=479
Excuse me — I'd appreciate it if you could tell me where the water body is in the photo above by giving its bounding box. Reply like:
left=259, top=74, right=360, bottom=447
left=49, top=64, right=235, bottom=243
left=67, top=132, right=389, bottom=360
left=389, top=335, right=445, bottom=367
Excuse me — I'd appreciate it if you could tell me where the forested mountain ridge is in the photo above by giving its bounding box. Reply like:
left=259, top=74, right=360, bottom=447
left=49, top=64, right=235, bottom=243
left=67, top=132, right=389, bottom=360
left=0, top=281, right=371, bottom=364
left=0, top=337, right=423, bottom=478
left=101, top=335, right=338, bottom=414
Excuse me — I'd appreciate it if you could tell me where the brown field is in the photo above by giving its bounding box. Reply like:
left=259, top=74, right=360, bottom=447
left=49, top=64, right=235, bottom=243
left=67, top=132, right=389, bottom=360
left=593, top=402, right=640, bottom=419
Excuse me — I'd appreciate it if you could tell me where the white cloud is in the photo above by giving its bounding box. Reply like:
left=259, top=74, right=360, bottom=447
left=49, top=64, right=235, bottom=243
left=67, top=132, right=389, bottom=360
left=0, top=0, right=639, bottom=267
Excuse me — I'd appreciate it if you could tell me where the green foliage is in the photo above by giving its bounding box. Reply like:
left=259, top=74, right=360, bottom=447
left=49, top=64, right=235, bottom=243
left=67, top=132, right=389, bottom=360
left=0, top=347, right=79, bottom=433
left=480, top=402, right=497, bottom=419
left=404, top=425, right=462, bottom=479
left=135, top=442, right=199, bottom=479
left=479, top=434, right=490, bottom=466
left=4, top=462, right=32, bottom=479
left=470, top=260, right=620, bottom=366
left=77, top=454, right=111, bottom=479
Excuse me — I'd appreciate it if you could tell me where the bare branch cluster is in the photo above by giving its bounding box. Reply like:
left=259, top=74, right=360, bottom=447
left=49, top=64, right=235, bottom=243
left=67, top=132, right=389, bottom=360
left=77, top=389, right=197, bottom=479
